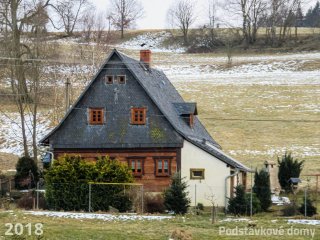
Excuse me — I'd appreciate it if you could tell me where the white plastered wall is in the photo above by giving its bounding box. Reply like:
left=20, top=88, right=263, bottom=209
left=181, top=140, right=243, bottom=207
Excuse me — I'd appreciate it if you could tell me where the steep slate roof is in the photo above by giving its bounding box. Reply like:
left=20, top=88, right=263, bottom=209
left=40, top=49, right=250, bottom=172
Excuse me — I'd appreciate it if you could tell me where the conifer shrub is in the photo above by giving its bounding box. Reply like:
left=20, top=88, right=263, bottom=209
left=253, top=169, right=272, bottom=211
left=299, top=197, right=317, bottom=217
left=15, top=156, right=39, bottom=189
left=228, top=185, right=262, bottom=215
left=278, top=152, right=304, bottom=193
left=164, top=173, right=190, bottom=215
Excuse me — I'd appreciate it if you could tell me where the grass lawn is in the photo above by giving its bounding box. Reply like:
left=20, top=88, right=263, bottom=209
left=0, top=210, right=320, bottom=240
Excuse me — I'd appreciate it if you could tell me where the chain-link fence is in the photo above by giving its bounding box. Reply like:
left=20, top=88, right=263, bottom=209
left=39, top=182, right=144, bottom=213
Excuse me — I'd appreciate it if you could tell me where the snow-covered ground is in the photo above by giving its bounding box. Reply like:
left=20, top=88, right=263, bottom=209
left=157, top=53, right=320, bottom=85
left=220, top=218, right=250, bottom=222
left=288, top=219, right=320, bottom=225
left=25, top=211, right=172, bottom=221
left=116, top=31, right=185, bottom=53
left=0, top=112, right=53, bottom=155
left=271, top=195, right=291, bottom=206
left=229, top=145, right=320, bottom=159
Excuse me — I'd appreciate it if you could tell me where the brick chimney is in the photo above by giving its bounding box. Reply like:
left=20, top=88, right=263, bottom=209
left=140, top=49, right=151, bottom=68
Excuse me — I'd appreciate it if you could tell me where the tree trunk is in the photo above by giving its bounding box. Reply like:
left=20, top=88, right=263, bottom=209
left=11, top=0, right=30, bottom=157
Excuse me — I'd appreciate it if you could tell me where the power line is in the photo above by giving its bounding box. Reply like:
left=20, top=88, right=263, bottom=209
left=30, top=105, right=320, bottom=123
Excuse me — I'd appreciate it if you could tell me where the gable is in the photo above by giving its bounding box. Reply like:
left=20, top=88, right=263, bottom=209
left=42, top=51, right=183, bottom=148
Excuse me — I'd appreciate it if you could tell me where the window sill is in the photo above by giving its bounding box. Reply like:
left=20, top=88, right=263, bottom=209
left=155, top=174, right=170, bottom=177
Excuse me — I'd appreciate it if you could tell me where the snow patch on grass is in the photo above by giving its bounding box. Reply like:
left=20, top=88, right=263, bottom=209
left=25, top=211, right=173, bottom=221
left=220, top=218, right=250, bottom=222
left=116, top=31, right=185, bottom=53
left=159, top=60, right=320, bottom=85
left=288, top=219, right=320, bottom=225
left=0, top=112, right=53, bottom=155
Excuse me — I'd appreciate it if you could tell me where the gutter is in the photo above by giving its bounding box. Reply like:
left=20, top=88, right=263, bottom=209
left=225, top=168, right=239, bottom=214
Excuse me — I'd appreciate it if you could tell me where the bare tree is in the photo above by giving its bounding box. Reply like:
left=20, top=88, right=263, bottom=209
left=81, top=9, right=96, bottom=41
left=167, top=0, right=197, bottom=45
left=51, top=0, right=91, bottom=36
left=0, top=0, right=51, bottom=160
left=227, top=0, right=267, bottom=47
left=109, top=0, right=144, bottom=39
left=95, top=12, right=106, bottom=42
left=266, top=0, right=300, bottom=45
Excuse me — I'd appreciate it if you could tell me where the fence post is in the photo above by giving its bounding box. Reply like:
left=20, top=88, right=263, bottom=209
left=36, top=182, right=39, bottom=210
left=89, top=183, right=91, bottom=212
left=194, top=184, right=197, bottom=207
left=304, top=187, right=307, bottom=217
left=141, top=185, right=144, bottom=214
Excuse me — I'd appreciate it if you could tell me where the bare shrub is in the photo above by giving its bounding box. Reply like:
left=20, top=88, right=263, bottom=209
left=144, top=194, right=165, bottom=214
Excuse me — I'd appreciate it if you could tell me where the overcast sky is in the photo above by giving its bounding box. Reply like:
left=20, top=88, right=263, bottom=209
left=91, top=0, right=319, bottom=29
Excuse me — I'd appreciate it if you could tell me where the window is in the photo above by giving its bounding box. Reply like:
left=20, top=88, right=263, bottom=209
left=117, top=75, right=126, bottom=84
left=189, top=114, right=194, bottom=127
left=156, top=159, right=170, bottom=176
left=131, top=108, right=146, bottom=125
left=89, top=108, right=104, bottom=125
left=190, top=169, right=205, bottom=180
left=129, top=159, right=143, bottom=176
left=105, top=75, right=114, bottom=84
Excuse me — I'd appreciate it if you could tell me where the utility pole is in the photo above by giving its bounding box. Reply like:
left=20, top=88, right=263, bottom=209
left=65, top=78, right=71, bottom=113
left=250, top=166, right=253, bottom=218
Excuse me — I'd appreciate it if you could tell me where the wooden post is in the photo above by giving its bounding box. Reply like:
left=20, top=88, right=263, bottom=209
left=65, top=78, right=71, bottom=113
left=316, top=175, right=319, bottom=201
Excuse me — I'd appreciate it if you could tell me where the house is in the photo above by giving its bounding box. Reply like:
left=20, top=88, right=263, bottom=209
left=40, top=49, right=250, bottom=207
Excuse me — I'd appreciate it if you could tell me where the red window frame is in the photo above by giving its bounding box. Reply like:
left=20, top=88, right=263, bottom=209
left=128, top=159, right=143, bottom=176
left=131, top=108, right=146, bottom=125
left=155, top=159, right=170, bottom=176
left=89, top=108, right=104, bottom=125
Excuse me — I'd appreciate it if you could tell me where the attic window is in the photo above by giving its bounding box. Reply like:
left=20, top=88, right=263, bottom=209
left=89, top=108, right=104, bottom=125
left=105, top=75, right=114, bottom=84
left=117, top=75, right=126, bottom=84
left=190, top=169, right=205, bottom=180
left=131, top=108, right=146, bottom=125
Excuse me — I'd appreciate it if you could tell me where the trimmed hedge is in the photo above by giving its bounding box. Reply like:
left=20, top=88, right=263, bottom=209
left=45, top=155, right=133, bottom=212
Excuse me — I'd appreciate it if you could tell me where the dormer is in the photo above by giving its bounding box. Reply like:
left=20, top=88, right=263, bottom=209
left=173, top=102, right=198, bottom=128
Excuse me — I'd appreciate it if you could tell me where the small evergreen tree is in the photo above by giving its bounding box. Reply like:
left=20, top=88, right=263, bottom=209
left=253, top=169, right=272, bottom=211
left=245, top=192, right=262, bottom=214
left=299, top=197, right=317, bottom=217
left=164, top=172, right=190, bottom=215
left=228, top=185, right=262, bottom=215
left=228, top=185, right=247, bottom=215
left=278, top=152, right=304, bottom=193
left=15, top=156, right=39, bottom=189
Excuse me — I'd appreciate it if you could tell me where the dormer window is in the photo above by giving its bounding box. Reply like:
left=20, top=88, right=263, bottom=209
left=131, top=107, right=146, bottom=125
left=173, top=102, right=198, bottom=128
left=189, top=114, right=194, bottom=128
left=117, top=75, right=126, bottom=84
left=89, top=108, right=104, bottom=125
left=106, top=75, right=114, bottom=84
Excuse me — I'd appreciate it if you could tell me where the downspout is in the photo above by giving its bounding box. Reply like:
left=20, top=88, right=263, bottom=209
left=225, top=168, right=239, bottom=214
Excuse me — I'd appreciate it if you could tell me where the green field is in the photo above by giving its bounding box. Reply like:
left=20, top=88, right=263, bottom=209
left=0, top=210, right=320, bottom=240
